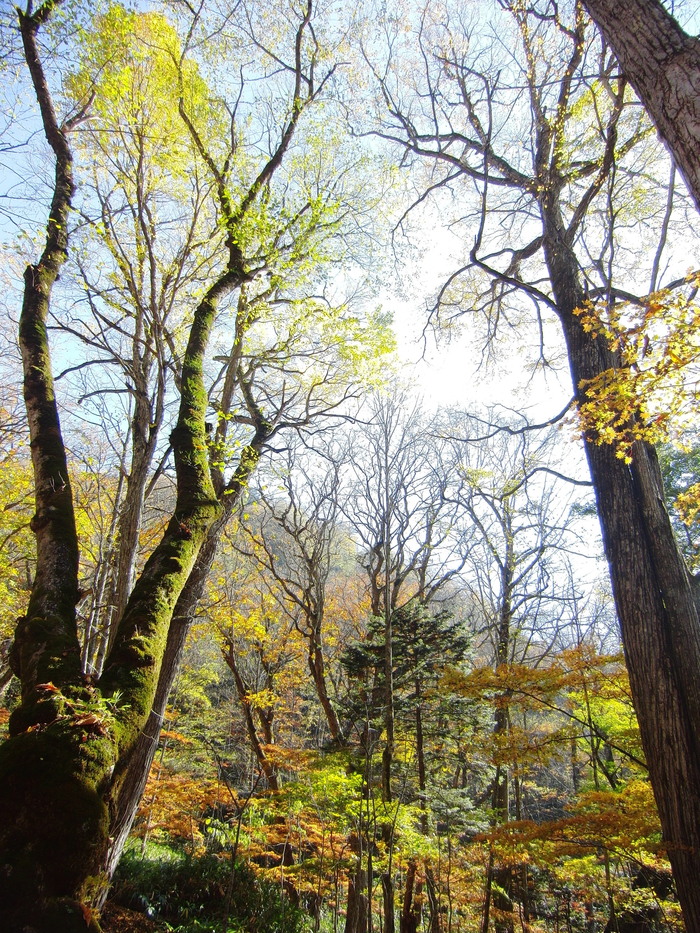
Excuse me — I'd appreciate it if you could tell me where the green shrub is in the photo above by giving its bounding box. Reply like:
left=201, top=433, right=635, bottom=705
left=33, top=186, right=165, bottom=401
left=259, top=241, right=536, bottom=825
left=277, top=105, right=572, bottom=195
left=112, top=848, right=309, bottom=932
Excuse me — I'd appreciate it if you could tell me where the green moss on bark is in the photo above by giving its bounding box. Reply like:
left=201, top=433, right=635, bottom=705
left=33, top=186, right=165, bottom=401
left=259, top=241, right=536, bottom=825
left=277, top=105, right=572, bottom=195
left=0, top=718, right=117, bottom=931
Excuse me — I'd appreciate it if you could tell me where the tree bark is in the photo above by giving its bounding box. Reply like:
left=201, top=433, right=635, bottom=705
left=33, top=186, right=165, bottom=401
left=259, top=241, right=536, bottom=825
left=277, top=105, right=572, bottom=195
left=0, top=5, right=327, bottom=927
left=309, top=633, right=344, bottom=743
left=344, top=868, right=369, bottom=933
left=541, top=191, right=700, bottom=932
left=583, top=0, right=700, bottom=213
left=400, top=861, right=420, bottom=933
left=99, top=427, right=270, bottom=894
left=223, top=637, right=280, bottom=791
left=0, top=10, right=229, bottom=919
left=382, top=872, right=396, bottom=933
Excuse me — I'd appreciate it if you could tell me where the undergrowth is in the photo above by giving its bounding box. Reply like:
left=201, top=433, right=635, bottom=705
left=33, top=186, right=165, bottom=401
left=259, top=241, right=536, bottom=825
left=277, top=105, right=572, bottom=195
left=112, top=844, right=310, bottom=932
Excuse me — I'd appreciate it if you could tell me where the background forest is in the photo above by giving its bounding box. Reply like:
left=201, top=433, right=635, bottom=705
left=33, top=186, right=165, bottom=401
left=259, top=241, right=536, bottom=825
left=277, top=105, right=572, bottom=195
left=1, top=0, right=699, bottom=931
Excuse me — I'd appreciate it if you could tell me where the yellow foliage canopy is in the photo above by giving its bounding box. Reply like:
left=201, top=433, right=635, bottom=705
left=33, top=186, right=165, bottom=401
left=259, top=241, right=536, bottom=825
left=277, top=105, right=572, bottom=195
left=575, top=275, right=700, bottom=459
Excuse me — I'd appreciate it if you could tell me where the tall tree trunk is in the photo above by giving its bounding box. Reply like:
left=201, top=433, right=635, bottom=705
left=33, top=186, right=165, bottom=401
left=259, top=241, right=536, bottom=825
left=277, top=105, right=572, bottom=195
left=541, top=193, right=700, bottom=931
left=100, top=402, right=161, bottom=667
left=223, top=638, right=280, bottom=791
left=98, top=527, right=221, bottom=896
left=309, top=638, right=344, bottom=743
left=98, top=396, right=271, bottom=895
left=0, top=7, right=231, bottom=915
left=344, top=868, right=369, bottom=933
left=582, top=0, right=700, bottom=213
left=0, top=8, right=95, bottom=929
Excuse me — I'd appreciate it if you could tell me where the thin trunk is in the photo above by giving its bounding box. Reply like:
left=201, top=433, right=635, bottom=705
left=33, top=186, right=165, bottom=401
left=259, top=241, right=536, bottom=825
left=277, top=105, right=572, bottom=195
left=382, top=445, right=394, bottom=804
left=481, top=846, right=495, bottom=933
left=309, top=629, right=344, bottom=743
left=101, top=417, right=159, bottom=665
left=426, top=868, right=441, bottom=933
left=0, top=665, right=13, bottom=697
left=223, top=640, right=279, bottom=791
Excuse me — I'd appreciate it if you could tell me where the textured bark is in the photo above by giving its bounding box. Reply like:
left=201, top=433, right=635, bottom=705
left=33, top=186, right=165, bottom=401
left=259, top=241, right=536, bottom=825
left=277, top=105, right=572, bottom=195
left=583, top=0, right=700, bottom=212
left=99, top=598, right=191, bottom=893
left=344, top=869, right=369, bottom=933
left=1, top=241, right=226, bottom=933
left=540, top=192, right=700, bottom=932
left=1, top=4, right=328, bottom=927
left=0, top=8, right=226, bottom=918
left=0, top=8, right=97, bottom=930
left=11, top=1, right=82, bottom=706
left=382, top=871, right=396, bottom=933
left=400, top=861, right=420, bottom=933
left=100, top=423, right=270, bottom=896
left=98, top=520, right=224, bottom=896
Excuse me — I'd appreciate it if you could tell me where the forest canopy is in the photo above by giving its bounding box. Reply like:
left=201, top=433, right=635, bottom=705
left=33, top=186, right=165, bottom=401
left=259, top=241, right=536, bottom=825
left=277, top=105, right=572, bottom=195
left=1, top=1, right=699, bottom=932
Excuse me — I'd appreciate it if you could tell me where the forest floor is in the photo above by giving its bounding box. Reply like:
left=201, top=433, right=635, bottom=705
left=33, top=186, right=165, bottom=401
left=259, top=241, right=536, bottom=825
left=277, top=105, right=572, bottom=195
left=100, top=902, right=167, bottom=933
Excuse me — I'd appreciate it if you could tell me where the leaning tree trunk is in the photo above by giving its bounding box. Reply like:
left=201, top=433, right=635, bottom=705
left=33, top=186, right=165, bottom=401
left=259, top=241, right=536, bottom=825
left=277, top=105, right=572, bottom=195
left=308, top=624, right=345, bottom=743
left=583, top=0, right=700, bottom=214
left=98, top=430, right=270, bottom=896
left=0, top=246, right=228, bottom=932
left=541, top=191, right=700, bottom=931
left=0, top=7, right=231, bottom=916
left=98, top=528, right=222, bottom=895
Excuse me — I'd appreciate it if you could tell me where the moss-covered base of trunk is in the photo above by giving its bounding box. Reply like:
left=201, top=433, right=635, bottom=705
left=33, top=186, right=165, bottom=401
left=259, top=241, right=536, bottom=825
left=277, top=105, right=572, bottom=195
left=0, top=715, right=116, bottom=932
left=16, top=897, right=102, bottom=933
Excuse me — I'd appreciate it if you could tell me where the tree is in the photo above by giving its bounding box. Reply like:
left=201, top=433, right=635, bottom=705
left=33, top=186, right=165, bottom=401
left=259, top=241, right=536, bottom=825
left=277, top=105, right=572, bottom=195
left=236, top=441, right=351, bottom=746
left=583, top=0, right=700, bottom=213
left=338, top=394, right=476, bottom=933
left=25, top=0, right=393, bottom=905
left=362, top=1, right=700, bottom=926
left=0, top=1, right=367, bottom=928
left=64, top=5, right=220, bottom=674
left=443, top=415, right=586, bottom=933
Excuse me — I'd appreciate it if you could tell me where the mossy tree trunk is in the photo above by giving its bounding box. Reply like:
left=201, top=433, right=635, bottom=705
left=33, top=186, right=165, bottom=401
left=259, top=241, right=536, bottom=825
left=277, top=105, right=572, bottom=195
left=100, top=426, right=271, bottom=895
left=0, top=7, right=225, bottom=928
left=1, top=3, right=331, bottom=927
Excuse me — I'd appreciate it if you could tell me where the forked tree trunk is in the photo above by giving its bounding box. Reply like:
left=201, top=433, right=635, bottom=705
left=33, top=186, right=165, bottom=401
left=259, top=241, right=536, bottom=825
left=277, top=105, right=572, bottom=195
left=0, top=12, right=229, bottom=926
left=400, top=860, right=421, bottom=933
left=1, top=5, right=325, bottom=928
left=1, top=249, right=226, bottom=933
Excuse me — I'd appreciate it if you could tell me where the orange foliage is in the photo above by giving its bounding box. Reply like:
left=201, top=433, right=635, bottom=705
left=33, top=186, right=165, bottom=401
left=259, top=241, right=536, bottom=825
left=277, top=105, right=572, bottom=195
left=134, top=760, right=227, bottom=850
